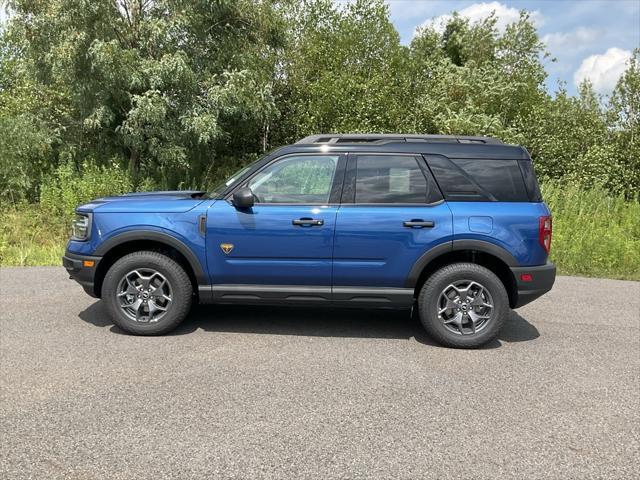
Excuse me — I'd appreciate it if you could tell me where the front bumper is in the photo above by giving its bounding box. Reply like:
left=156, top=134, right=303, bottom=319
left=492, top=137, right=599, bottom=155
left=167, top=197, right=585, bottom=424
left=62, top=250, right=102, bottom=298
left=510, top=261, right=556, bottom=308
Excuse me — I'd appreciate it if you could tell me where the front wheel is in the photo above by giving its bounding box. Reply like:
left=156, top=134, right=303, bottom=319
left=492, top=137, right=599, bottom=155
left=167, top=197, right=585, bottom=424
left=418, top=263, right=509, bottom=348
left=102, top=251, right=193, bottom=335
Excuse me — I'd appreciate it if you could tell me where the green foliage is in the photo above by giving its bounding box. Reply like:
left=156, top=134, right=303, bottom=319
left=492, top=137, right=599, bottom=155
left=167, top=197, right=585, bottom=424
left=0, top=114, right=55, bottom=202
left=543, top=182, right=640, bottom=281
left=4, top=0, right=284, bottom=190
left=607, top=49, right=640, bottom=198
left=40, top=161, right=133, bottom=219
left=407, top=11, right=548, bottom=141
left=2, top=0, right=639, bottom=200
left=1, top=1, right=639, bottom=279
left=272, top=0, right=408, bottom=142
left=0, top=206, right=68, bottom=266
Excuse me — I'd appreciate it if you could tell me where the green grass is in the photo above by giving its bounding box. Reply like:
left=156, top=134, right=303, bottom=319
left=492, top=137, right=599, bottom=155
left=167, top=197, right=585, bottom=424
left=1, top=185, right=639, bottom=281
left=542, top=182, right=640, bottom=281
left=0, top=207, right=68, bottom=266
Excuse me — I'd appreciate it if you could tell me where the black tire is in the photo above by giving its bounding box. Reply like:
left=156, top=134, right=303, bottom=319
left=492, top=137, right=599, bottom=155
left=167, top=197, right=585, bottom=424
left=418, top=263, right=509, bottom=348
left=102, top=251, right=192, bottom=335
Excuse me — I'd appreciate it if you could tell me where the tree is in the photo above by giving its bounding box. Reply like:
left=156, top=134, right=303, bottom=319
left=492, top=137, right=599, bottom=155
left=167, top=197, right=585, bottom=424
left=0, top=0, right=638, bottom=201
left=408, top=11, right=548, bottom=141
left=4, top=0, right=284, bottom=188
left=608, top=49, right=640, bottom=198
left=272, top=0, right=410, bottom=144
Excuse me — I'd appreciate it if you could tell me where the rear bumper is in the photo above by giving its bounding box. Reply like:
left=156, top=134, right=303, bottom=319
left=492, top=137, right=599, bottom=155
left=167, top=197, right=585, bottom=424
left=510, top=261, right=556, bottom=308
left=62, top=250, right=102, bottom=298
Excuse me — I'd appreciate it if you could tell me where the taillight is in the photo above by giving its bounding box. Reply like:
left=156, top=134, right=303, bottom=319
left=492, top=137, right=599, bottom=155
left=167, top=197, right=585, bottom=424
left=539, top=216, right=552, bottom=254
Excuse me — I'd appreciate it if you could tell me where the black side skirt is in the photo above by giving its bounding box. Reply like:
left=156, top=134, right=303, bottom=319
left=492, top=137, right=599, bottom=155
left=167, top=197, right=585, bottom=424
left=199, top=285, right=414, bottom=309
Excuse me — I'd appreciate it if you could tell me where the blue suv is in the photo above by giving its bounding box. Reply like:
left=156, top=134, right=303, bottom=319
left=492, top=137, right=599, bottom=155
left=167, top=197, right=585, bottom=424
left=63, top=134, right=556, bottom=348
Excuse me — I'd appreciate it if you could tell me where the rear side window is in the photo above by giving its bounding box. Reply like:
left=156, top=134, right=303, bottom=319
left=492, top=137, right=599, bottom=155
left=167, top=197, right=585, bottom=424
left=354, top=155, right=441, bottom=204
left=425, top=155, right=528, bottom=202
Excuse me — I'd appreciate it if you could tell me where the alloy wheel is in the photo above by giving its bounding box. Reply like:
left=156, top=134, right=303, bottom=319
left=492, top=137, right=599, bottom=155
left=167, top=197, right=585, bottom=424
left=437, top=280, right=494, bottom=335
left=116, top=268, right=173, bottom=323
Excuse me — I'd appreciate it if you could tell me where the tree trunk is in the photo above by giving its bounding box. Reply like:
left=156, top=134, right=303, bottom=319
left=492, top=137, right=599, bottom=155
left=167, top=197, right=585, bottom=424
left=262, top=120, right=270, bottom=152
left=129, top=147, right=140, bottom=184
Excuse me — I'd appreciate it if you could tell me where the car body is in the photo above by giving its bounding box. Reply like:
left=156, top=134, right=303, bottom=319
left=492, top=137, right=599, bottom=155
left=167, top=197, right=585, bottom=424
left=63, top=134, right=556, bottom=347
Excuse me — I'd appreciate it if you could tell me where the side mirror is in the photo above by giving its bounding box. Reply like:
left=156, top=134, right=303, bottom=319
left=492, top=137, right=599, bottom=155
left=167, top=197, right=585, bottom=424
left=232, top=187, right=255, bottom=209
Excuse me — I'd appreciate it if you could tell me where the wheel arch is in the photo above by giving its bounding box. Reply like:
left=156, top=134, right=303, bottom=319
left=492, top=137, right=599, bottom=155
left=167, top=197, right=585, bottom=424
left=92, top=231, right=205, bottom=298
left=407, top=240, right=518, bottom=308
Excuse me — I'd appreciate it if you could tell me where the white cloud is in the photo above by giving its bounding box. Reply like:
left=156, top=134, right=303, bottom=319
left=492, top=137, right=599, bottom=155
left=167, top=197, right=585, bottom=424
left=573, top=47, right=632, bottom=93
left=543, top=27, right=599, bottom=51
left=416, top=1, right=543, bottom=36
left=386, top=0, right=453, bottom=22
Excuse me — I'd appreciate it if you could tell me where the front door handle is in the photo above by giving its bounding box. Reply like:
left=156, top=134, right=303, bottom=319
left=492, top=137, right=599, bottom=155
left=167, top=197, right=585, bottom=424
left=292, top=218, right=324, bottom=226
left=403, top=219, right=434, bottom=228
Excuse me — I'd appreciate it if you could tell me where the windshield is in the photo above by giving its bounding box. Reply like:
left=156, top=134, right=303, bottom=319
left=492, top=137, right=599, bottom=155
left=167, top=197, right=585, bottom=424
left=209, top=164, right=254, bottom=197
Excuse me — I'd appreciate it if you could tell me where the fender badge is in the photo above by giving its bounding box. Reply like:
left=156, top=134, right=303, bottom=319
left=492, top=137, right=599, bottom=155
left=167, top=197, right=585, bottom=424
left=220, top=243, right=234, bottom=255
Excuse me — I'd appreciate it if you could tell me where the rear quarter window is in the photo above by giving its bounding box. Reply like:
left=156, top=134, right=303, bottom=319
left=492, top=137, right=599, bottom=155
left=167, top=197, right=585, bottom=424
left=425, top=155, right=529, bottom=202
left=518, top=159, right=543, bottom=202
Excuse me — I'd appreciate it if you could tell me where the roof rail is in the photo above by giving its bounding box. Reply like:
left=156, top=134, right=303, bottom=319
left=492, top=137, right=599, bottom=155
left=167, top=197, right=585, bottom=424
left=295, top=134, right=503, bottom=145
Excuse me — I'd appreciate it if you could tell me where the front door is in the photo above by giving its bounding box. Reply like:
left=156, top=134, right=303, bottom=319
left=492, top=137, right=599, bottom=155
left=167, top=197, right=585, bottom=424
left=332, top=154, right=453, bottom=303
left=206, top=153, right=344, bottom=301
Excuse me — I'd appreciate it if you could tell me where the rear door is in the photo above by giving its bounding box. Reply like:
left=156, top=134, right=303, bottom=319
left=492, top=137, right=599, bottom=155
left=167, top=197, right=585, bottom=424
left=332, top=153, right=453, bottom=302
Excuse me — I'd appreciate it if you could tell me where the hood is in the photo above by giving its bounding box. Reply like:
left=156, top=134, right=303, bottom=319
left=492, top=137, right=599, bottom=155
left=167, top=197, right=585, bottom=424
left=77, top=190, right=209, bottom=213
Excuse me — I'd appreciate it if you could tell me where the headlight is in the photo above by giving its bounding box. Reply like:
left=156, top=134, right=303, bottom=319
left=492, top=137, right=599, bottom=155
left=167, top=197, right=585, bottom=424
left=71, top=213, right=92, bottom=241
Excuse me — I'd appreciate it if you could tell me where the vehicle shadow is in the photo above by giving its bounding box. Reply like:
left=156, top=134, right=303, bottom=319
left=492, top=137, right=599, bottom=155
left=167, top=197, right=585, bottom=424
left=78, top=301, right=539, bottom=348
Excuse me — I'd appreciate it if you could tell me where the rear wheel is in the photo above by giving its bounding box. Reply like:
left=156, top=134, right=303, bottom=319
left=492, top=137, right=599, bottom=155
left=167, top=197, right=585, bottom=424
left=102, top=251, right=192, bottom=335
left=418, top=263, right=509, bottom=348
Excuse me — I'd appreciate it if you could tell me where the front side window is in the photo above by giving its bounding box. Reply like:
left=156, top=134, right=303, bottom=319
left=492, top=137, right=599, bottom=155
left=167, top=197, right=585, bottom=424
left=248, top=155, right=339, bottom=204
left=354, top=155, right=437, bottom=204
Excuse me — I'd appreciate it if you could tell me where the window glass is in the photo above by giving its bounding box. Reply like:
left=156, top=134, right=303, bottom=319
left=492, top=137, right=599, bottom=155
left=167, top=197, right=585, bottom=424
left=426, top=155, right=528, bottom=202
left=355, top=155, right=432, bottom=203
left=518, top=159, right=542, bottom=202
left=426, top=155, right=489, bottom=201
left=210, top=164, right=253, bottom=197
left=248, top=155, right=338, bottom=204
left=452, top=159, right=528, bottom=201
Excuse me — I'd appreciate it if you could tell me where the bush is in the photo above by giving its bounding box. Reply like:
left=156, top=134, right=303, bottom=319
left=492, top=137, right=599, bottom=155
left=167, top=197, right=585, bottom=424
left=0, top=205, right=68, bottom=266
left=566, top=144, right=629, bottom=197
left=40, top=160, right=133, bottom=220
left=0, top=114, right=54, bottom=203
left=542, top=181, right=640, bottom=280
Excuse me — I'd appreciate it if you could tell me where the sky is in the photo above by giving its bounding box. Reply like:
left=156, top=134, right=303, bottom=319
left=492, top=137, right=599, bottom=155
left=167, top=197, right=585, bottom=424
left=382, top=0, right=640, bottom=96
left=1, top=1, right=639, bottom=96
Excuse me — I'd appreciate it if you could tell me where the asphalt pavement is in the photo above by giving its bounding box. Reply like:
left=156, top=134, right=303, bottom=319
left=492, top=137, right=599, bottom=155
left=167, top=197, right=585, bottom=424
left=1, top=267, right=639, bottom=479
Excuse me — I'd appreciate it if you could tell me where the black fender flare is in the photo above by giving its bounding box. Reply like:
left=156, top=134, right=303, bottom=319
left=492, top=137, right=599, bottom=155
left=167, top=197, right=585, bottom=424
left=405, top=239, right=518, bottom=288
left=94, top=230, right=207, bottom=284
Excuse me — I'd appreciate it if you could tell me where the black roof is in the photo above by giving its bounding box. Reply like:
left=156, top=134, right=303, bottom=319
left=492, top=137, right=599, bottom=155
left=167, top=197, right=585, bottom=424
left=279, top=134, right=529, bottom=160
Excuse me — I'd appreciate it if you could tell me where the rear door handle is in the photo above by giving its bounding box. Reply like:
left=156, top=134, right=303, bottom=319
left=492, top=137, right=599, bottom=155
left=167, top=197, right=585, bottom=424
left=403, top=220, right=434, bottom=228
left=292, top=218, right=324, bottom=226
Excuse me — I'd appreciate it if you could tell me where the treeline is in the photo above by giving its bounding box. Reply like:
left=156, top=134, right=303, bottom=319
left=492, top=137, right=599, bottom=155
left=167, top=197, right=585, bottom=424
left=1, top=0, right=639, bottom=204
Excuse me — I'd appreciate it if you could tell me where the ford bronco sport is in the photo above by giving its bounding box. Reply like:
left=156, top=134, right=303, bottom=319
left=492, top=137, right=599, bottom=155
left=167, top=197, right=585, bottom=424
left=63, top=134, right=556, bottom=348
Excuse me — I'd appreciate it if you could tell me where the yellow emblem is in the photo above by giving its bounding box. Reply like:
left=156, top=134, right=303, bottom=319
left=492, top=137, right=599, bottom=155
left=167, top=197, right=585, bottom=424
left=220, top=243, right=234, bottom=254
